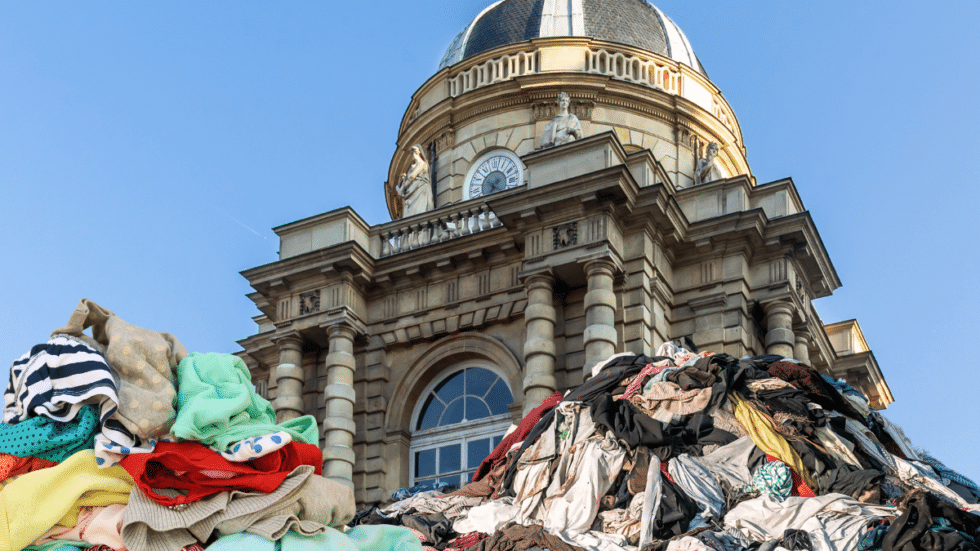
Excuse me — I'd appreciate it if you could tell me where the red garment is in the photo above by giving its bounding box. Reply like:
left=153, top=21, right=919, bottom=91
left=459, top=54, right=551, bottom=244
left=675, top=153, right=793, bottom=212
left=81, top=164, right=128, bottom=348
left=472, top=391, right=562, bottom=482
left=661, top=460, right=676, bottom=484
left=446, top=532, right=489, bottom=549
left=119, top=441, right=322, bottom=507
left=0, top=453, right=57, bottom=480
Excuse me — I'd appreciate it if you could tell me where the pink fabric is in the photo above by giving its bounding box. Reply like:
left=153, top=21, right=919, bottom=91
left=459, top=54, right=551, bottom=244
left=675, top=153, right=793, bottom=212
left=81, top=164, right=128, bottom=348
left=36, top=504, right=127, bottom=549
left=619, top=361, right=672, bottom=401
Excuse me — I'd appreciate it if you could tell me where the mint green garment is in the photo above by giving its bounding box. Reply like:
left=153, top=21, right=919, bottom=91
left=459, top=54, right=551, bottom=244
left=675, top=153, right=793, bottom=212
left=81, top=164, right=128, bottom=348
left=23, top=542, right=88, bottom=551
left=171, top=352, right=317, bottom=450
left=205, top=526, right=424, bottom=551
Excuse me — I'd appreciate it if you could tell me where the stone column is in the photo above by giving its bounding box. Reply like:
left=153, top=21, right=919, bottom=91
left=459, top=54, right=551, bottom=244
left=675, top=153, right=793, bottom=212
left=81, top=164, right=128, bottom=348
left=794, top=333, right=811, bottom=365
left=274, top=334, right=305, bottom=423
left=322, top=324, right=358, bottom=489
left=764, top=301, right=795, bottom=358
left=522, top=272, right=557, bottom=414
left=583, top=258, right=618, bottom=379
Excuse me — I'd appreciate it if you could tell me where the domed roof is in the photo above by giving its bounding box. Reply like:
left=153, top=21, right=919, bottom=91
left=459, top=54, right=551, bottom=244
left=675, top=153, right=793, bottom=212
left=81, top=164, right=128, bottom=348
left=439, top=0, right=706, bottom=75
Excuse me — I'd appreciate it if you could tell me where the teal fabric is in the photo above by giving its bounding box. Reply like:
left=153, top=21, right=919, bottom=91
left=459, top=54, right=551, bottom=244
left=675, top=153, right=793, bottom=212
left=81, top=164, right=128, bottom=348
left=171, top=352, right=317, bottom=450
left=0, top=405, right=98, bottom=462
left=23, top=542, right=88, bottom=551
left=741, top=460, right=793, bottom=501
left=205, top=526, right=424, bottom=551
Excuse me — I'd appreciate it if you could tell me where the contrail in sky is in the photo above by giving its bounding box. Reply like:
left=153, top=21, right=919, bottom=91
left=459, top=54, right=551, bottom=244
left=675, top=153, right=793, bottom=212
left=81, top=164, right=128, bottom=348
left=225, top=212, right=267, bottom=239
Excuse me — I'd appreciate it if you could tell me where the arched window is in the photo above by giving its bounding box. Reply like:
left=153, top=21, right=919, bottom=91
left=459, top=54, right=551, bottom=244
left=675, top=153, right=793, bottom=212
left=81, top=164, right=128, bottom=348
left=410, top=365, right=514, bottom=487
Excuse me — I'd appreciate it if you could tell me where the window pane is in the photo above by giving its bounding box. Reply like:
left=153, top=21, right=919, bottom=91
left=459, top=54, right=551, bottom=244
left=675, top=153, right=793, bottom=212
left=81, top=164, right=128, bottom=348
left=468, top=438, right=491, bottom=470
left=438, top=474, right=460, bottom=488
left=467, top=368, right=498, bottom=398
left=485, top=378, right=514, bottom=415
left=465, top=396, right=491, bottom=420
left=415, top=449, right=436, bottom=478
left=416, top=477, right=437, bottom=487
left=492, top=435, right=503, bottom=448
left=434, top=371, right=465, bottom=403
left=439, top=444, right=461, bottom=473
left=440, top=397, right=465, bottom=426
left=417, top=394, right=445, bottom=431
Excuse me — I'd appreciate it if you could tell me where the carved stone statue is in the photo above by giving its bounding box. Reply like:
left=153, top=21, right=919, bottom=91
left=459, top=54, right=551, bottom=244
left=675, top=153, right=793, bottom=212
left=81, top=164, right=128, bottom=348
left=694, top=141, right=723, bottom=185
left=396, top=144, right=433, bottom=218
left=540, top=92, right=583, bottom=148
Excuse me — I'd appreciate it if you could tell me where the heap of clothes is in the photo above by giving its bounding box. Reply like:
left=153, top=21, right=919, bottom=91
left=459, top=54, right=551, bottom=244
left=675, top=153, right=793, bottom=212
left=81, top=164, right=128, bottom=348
left=0, top=299, right=422, bottom=551
left=352, top=344, right=980, bottom=551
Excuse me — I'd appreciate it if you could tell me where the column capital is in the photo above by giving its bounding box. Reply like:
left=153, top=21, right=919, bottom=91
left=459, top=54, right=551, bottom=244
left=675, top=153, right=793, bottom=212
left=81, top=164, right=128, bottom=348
left=326, top=323, right=359, bottom=341
left=583, top=256, right=620, bottom=277
left=763, top=300, right=795, bottom=317
left=273, top=331, right=304, bottom=352
left=521, top=270, right=555, bottom=289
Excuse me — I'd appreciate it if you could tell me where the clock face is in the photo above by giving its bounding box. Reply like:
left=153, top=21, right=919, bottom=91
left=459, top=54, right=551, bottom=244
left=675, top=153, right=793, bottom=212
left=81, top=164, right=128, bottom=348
left=468, top=155, right=520, bottom=199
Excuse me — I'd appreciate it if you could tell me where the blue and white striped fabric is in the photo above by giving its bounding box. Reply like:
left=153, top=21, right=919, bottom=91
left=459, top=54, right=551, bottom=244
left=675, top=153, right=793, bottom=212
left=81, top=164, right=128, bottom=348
left=4, top=334, right=118, bottom=425
left=3, top=334, right=156, bottom=467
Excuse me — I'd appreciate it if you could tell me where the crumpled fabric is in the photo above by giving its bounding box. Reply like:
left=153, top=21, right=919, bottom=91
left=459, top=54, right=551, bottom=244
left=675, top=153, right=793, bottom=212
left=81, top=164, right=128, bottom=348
left=539, top=432, right=627, bottom=532
left=724, top=493, right=894, bottom=550
left=204, top=526, right=424, bottom=551
left=740, top=460, right=793, bottom=502
left=473, top=391, right=561, bottom=483
left=0, top=404, right=99, bottom=462
left=629, top=382, right=713, bottom=422
left=36, top=504, right=126, bottom=549
left=881, top=491, right=980, bottom=551
left=171, top=353, right=318, bottom=453
left=731, top=394, right=816, bottom=489
left=598, top=490, right=644, bottom=544
left=121, top=464, right=355, bottom=550
left=452, top=497, right=518, bottom=534
left=668, top=453, right=725, bottom=520
left=50, top=299, right=189, bottom=467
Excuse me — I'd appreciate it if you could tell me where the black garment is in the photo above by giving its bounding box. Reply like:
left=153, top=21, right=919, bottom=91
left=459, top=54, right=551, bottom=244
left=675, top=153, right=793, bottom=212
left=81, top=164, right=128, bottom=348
left=401, top=512, right=456, bottom=550
left=651, top=476, right=700, bottom=540
left=757, top=530, right=814, bottom=551
left=354, top=507, right=404, bottom=526
left=590, top=394, right=735, bottom=460
left=882, top=491, right=980, bottom=551
left=666, top=366, right=717, bottom=390
left=501, top=354, right=657, bottom=495
left=816, top=464, right=883, bottom=499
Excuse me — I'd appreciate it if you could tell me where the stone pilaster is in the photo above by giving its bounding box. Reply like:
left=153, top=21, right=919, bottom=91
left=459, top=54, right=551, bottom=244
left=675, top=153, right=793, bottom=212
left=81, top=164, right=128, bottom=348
left=583, top=258, right=618, bottom=379
left=794, top=333, right=811, bottom=365
left=764, top=301, right=795, bottom=358
left=273, top=334, right=305, bottom=423
left=522, top=272, right=557, bottom=414
left=322, top=324, right=358, bottom=489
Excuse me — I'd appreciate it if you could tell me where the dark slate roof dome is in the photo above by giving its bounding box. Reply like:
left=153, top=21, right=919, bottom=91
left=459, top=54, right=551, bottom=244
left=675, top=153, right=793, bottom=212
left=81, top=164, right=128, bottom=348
left=440, top=0, right=706, bottom=75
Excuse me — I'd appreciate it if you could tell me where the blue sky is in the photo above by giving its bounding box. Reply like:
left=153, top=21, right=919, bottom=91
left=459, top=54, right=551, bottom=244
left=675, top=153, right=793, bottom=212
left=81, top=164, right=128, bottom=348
left=2, top=2, right=978, bottom=482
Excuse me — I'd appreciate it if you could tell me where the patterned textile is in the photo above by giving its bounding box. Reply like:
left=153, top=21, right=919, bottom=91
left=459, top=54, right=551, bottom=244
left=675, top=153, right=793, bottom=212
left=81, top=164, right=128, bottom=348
left=917, top=452, right=980, bottom=494
left=5, top=335, right=116, bottom=425
left=0, top=405, right=99, bottom=462
left=446, top=531, right=489, bottom=549
left=620, top=362, right=672, bottom=401
left=49, top=299, right=190, bottom=467
left=763, top=454, right=816, bottom=497
left=740, top=460, right=792, bottom=502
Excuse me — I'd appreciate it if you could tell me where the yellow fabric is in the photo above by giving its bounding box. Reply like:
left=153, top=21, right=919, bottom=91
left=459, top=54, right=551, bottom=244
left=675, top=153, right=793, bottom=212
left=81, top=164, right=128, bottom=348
left=730, top=393, right=817, bottom=488
left=0, top=449, right=133, bottom=551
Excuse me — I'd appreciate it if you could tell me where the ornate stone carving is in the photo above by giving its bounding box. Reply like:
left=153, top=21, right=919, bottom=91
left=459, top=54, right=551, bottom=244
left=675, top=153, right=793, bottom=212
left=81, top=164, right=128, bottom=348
left=434, top=129, right=456, bottom=153
left=539, top=92, right=585, bottom=149
left=694, top=141, right=723, bottom=186
left=533, top=99, right=594, bottom=121
left=299, top=290, right=321, bottom=316
left=553, top=222, right=578, bottom=249
left=396, top=145, right=433, bottom=218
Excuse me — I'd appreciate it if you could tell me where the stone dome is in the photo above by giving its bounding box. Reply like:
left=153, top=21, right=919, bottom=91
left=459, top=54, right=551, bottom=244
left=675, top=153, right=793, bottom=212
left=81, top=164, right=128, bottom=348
left=440, top=0, right=706, bottom=75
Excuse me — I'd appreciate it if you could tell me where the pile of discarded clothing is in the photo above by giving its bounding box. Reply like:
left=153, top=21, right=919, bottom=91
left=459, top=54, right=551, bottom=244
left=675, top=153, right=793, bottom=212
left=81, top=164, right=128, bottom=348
left=0, top=299, right=421, bottom=551
left=353, top=344, right=980, bottom=551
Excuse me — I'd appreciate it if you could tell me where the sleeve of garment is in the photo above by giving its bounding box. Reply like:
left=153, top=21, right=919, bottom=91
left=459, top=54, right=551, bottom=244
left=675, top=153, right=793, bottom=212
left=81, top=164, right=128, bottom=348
left=0, top=449, right=133, bottom=551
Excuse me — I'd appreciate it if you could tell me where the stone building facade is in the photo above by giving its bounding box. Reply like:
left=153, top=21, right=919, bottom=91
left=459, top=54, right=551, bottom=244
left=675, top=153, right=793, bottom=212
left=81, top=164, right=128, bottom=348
left=236, top=0, right=892, bottom=506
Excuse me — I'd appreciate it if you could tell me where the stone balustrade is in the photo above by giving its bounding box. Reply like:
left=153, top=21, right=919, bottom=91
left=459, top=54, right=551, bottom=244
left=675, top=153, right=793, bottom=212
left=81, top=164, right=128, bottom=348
left=449, top=50, right=538, bottom=97
left=379, top=203, right=502, bottom=258
left=585, top=48, right=681, bottom=94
